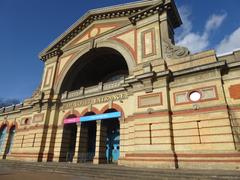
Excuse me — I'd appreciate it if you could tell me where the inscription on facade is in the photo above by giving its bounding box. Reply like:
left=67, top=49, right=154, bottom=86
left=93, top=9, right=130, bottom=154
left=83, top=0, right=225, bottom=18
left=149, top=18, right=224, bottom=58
left=62, top=93, right=128, bottom=109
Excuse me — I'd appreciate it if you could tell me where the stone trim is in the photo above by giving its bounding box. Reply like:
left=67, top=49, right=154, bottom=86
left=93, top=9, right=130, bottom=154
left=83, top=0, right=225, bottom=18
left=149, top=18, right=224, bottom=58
left=141, top=28, right=156, bottom=58
left=138, top=92, right=162, bottom=108
left=173, top=85, right=218, bottom=105
left=39, top=0, right=181, bottom=61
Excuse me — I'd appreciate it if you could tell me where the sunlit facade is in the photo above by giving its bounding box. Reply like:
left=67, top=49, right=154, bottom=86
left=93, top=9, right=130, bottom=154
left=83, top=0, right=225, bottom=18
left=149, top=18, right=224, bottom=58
left=0, top=0, right=240, bottom=170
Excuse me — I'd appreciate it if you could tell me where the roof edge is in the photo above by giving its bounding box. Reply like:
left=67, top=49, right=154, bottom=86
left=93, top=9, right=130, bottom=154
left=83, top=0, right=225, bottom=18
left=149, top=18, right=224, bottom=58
left=39, top=0, right=181, bottom=61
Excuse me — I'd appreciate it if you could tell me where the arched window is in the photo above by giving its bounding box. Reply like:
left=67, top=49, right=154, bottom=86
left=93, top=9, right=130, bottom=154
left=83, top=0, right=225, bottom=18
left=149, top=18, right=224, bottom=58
left=24, top=118, right=29, bottom=125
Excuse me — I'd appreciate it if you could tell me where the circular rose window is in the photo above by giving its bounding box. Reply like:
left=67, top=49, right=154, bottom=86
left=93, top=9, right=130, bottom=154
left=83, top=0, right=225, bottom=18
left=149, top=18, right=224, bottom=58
left=189, top=91, right=201, bottom=102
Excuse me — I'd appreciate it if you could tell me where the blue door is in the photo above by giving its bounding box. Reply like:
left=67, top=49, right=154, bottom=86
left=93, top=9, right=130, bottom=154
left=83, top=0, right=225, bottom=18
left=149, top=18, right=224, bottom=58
left=106, top=129, right=120, bottom=163
left=112, top=132, right=120, bottom=162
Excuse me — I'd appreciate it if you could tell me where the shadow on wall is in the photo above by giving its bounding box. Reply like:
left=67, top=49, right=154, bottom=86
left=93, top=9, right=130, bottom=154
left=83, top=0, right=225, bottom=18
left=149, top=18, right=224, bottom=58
left=230, top=111, right=240, bottom=150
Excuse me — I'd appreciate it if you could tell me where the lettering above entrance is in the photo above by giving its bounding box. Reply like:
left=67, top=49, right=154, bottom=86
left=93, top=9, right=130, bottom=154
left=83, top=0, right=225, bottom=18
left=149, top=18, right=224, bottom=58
left=62, top=92, right=128, bottom=110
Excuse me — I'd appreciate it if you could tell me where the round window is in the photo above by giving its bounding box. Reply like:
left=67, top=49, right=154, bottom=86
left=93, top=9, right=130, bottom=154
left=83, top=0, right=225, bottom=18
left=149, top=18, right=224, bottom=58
left=189, top=91, right=201, bottom=102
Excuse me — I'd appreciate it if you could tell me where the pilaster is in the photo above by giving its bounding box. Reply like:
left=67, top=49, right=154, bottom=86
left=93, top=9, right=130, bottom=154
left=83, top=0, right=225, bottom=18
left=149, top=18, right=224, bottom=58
left=73, top=122, right=81, bottom=163
left=93, top=121, right=107, bottom=164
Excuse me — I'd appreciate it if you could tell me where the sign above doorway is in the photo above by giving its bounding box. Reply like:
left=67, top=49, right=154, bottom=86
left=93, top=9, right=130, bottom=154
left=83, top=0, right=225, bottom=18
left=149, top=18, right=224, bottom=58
left=64, top=112, right=121, bottom=124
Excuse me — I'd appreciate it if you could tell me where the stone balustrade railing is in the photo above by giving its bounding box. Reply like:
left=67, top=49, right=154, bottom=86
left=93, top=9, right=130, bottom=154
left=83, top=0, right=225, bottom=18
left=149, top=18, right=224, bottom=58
left=0, top=103, right=23, bottom=114
left=0, top=78, right=125, bottom=114
left=62, top=77, right=125, bottom=100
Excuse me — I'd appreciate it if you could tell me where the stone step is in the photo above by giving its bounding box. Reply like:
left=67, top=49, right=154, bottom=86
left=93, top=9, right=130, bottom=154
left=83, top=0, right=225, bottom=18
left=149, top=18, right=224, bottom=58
left=0, top=160, right=240, bottom=180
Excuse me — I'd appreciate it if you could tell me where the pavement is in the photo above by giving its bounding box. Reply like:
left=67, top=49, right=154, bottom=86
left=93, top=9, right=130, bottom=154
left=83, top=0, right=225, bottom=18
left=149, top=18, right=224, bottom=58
left=0, top=160, right=240, bottom=180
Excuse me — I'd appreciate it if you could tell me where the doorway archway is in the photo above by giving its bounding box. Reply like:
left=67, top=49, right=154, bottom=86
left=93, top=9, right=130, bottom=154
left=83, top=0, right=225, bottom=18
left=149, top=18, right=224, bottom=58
left=78, top=112, right=97, bottom=163
left=0, top=124, right=7, bottom=153
left=3, top=125, right=16, bottom=159
left=59, top=47, right=129, bottom=94
left=97, top=108, right=120, bottom=164
left=59, top=114, right=77, bottom=162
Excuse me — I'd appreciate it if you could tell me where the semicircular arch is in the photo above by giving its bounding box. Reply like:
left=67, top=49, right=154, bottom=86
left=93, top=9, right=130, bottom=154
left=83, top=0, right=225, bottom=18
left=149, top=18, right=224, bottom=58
left=55, top=40, right=136, bottom=94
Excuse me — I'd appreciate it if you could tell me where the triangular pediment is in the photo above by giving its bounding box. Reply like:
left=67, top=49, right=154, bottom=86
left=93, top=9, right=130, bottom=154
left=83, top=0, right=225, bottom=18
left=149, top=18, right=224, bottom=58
left=64, top=20, right=128, bottom=49
left=39, top=0, right=181, bottom=61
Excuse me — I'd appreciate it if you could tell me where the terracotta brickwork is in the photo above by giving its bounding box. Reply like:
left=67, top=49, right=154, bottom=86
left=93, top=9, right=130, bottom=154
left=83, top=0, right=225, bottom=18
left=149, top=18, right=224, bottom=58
left=229, top=84, right=240, bottom=99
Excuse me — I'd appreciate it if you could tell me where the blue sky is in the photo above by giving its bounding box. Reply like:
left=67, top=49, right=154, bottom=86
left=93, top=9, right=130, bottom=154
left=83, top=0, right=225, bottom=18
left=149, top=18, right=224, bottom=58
left=0, top=0, right=239, bottom=101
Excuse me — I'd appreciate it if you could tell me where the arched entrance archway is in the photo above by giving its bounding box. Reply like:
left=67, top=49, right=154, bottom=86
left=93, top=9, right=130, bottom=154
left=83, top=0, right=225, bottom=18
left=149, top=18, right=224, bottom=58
left=103, top=109, right=120, bottom=163
left=0, top=124, right=7, bottom=153
left=77, top=112, right=97, bottom=163
left=59, top=47, right=129, bottom=93
left=3, top=125, right=16, bottom=159
left=59, top=114, right=77, bottom=162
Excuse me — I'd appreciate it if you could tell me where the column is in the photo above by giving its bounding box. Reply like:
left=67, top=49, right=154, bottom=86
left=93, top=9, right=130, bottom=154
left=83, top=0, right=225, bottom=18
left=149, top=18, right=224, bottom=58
left=73, top=122, right=81, bottom=163
left=52, top=127, right=64, bottom=162
left=118, top=118, right=125, bottom=164
left=93, top=121, right=107, bottom=164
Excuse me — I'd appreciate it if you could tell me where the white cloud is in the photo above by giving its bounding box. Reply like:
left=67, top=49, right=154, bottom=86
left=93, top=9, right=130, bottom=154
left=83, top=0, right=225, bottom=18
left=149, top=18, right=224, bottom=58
left=176, top=6, right=227, bottom=53
left=216, top=27, right=240, bottom=54
left=205, top=13, right=227, bottom=33
left=176, top=33, right=208, bottom=53
left=175, top=6, right=192, bottom=42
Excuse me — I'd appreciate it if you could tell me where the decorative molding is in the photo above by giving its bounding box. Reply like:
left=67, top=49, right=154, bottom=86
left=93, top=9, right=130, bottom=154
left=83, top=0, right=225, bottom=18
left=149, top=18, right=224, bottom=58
left=129, top=1, right=167, bottom=25
left=138, top=92, right=163, bottom=108
left=174, top=86, right=218, bottom=105
left=40, top=8, right=148, bottom=61
left=32, top=113, right=44, bottom=123
left=67, top=22, right=123, bottom=49
left=43, top=66, right=54, bottom=88
left=39, top=0, right=181, bottom=61
left=111, top=29, right=137, bottom=62
left=164, top=40, right=189, bottom=59
left=141, top=28, right=156, bottom=58
left=41, top=49, right=62, bottom=62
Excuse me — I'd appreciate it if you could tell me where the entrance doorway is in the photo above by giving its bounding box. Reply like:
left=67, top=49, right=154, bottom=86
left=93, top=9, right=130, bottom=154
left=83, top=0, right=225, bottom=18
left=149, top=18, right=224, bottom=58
left=0, top=124, right=7, bottom=153
left=60, top=109, right=121, bottom=164
left=3, top=125, right=16, bottom=159
left=102, top=109, right=120, bottom=163
left=59, top=115, right=77, bottom=162
left=78, top=112, right=96, bottom=163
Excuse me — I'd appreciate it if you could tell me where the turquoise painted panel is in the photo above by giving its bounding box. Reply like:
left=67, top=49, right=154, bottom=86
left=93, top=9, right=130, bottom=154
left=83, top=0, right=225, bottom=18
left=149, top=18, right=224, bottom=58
left=80, top=112, right=121, bottom=122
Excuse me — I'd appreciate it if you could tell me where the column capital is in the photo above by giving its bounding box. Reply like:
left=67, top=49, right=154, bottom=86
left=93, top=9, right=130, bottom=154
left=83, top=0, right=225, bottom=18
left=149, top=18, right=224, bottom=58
left=119, top=117, right=125, bottom=122
left=96, top=120, right=102, bottom=125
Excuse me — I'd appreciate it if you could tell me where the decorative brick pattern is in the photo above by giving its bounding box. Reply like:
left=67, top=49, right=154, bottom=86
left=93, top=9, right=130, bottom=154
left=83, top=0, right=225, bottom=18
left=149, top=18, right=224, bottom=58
left=141, top=28, right=156, bottom=58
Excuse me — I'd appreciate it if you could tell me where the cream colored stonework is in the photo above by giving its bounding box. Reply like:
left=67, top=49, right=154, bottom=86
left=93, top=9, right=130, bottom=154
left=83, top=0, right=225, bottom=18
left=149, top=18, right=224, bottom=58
left=0, top=0, right=240, bottom=171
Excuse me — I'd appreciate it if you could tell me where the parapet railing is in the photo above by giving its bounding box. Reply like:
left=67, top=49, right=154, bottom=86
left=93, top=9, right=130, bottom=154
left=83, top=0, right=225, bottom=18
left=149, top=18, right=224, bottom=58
left=0, top=77, right=126, bottom=114
left=61, top=77, right=125, bottom=100
left=0, top=103, right=23, bottom=114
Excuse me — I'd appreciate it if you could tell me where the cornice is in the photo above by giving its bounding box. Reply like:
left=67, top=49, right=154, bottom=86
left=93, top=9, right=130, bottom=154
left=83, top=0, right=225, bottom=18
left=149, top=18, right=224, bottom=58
left=129, top=0, right=167, bottom=25
left=173, top=61, right=226, bottom=77
left=41, top=49, right=63, bottom=62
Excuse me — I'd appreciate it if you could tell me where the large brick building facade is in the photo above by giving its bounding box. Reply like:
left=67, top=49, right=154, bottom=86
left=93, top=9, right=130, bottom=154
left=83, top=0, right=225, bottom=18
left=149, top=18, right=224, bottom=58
left=0, top=0, right=239, bottom=170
